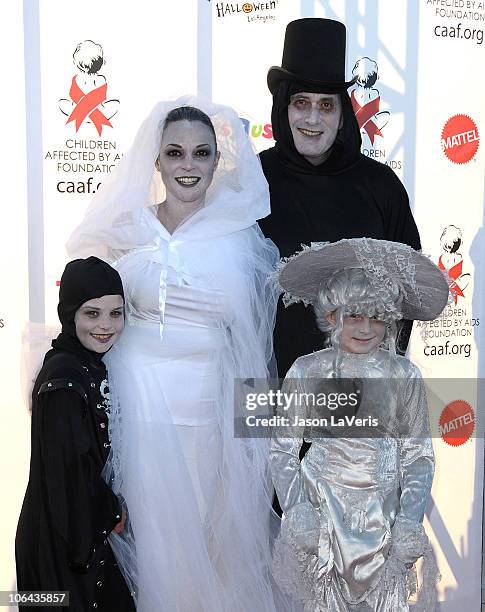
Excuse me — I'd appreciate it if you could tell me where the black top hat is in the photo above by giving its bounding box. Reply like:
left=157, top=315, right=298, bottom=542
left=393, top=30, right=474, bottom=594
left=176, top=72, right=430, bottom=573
left=267, top=18, right=356, bottom=94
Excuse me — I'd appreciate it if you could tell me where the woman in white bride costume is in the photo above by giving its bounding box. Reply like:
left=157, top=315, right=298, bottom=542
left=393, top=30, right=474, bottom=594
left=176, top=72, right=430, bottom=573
left=66, top=98, right=284, bottom=611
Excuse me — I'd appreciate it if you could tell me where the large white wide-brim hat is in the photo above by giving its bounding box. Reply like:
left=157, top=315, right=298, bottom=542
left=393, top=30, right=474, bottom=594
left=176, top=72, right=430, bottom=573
left=278, top=238, right=450, bottom=321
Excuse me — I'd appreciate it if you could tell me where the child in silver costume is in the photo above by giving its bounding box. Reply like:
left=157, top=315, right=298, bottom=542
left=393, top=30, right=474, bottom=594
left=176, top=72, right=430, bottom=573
left=270, top=238, right=449, bottom=611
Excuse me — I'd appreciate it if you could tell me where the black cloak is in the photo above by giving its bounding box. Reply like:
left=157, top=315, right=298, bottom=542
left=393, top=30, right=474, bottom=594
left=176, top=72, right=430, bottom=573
left=259, top=81, right=421, bottom=376
left=15, top=257, right=134, bottom=612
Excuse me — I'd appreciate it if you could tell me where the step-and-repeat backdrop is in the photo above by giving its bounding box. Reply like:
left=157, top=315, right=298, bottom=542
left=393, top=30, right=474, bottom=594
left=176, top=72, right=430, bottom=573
left=2, top=1, right=484, bottom=609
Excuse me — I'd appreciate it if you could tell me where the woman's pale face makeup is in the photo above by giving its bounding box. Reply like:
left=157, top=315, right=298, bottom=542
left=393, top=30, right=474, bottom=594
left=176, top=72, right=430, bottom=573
left=287, top=92, right=343, bottom=165
left=326, top=312, right=386, bottom=355
left=157, top=119, right=219, bottom=208
left=74, top=295, right=124, bottom=353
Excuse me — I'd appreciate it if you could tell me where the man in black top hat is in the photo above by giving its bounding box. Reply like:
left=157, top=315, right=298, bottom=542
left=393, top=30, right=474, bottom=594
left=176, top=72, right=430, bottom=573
left=259, top=18, right=420, bottom=377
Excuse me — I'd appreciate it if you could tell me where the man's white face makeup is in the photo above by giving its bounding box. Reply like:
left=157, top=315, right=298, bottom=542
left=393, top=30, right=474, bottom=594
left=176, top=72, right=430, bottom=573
left=74, top=295, right=125, bottom=353
left=157, top=120, right=219, bottom=208
left=287, top=92, right=343, bottom=165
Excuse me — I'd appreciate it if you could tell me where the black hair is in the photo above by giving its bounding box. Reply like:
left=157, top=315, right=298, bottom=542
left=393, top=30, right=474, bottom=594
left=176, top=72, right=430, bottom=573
left=164, top=106, right=217, bottom=146
left=72, top=41, right=104, bottom=74
left=361, top=72, right=378, bottom=88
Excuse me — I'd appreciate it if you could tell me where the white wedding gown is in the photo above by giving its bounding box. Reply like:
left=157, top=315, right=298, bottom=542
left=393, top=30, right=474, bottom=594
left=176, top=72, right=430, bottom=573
left=104, top=208, right=281, bottom=611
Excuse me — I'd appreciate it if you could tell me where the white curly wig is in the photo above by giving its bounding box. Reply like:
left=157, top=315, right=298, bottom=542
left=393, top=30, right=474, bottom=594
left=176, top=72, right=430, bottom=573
left=314, top=267, right=404, bottom=352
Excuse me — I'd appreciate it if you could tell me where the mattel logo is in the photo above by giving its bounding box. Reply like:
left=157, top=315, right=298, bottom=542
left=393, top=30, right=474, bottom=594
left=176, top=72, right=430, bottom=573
left=439, top=400, right=475, bottom=446
left=441, top=114, right=479, bottom=164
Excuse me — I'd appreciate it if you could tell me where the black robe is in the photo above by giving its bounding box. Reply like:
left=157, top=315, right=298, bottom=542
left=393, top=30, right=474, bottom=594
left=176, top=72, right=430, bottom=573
left=16, top=347, right=134, bottom=612
left=259, top=82, right=421, bottom=376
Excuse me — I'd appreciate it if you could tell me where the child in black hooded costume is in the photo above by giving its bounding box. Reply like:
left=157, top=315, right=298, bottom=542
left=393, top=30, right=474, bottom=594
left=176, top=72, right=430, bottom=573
left=16, top=257, right=134, bottom=612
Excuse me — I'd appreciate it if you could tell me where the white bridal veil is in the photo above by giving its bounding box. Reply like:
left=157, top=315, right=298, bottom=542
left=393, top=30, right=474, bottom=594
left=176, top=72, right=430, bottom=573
left=67, top=97, right=288, bottom=611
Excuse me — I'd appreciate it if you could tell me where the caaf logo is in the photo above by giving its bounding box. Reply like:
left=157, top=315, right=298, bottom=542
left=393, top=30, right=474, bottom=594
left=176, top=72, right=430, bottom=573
left=438, top=225, right=470, bottom=303
left=350, top=57, right=389, bottom=146
left=59, top=40, right=119, bottom=136
left=441, top=114, right=479, bottom=164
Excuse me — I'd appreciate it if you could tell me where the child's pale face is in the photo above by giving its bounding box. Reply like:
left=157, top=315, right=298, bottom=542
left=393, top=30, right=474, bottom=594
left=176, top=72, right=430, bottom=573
left=74, top=295, right=124, bottom=353
left=326, top=312, right=386, bottom=354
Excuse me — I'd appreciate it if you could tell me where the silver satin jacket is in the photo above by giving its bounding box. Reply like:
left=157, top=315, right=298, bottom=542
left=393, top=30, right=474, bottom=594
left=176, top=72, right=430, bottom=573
left=270, top=348, right=438, bottom=612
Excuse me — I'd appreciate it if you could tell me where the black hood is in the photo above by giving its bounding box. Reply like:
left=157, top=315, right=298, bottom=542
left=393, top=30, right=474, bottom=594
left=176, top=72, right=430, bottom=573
left=51, top=256, right=124, bottom=364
